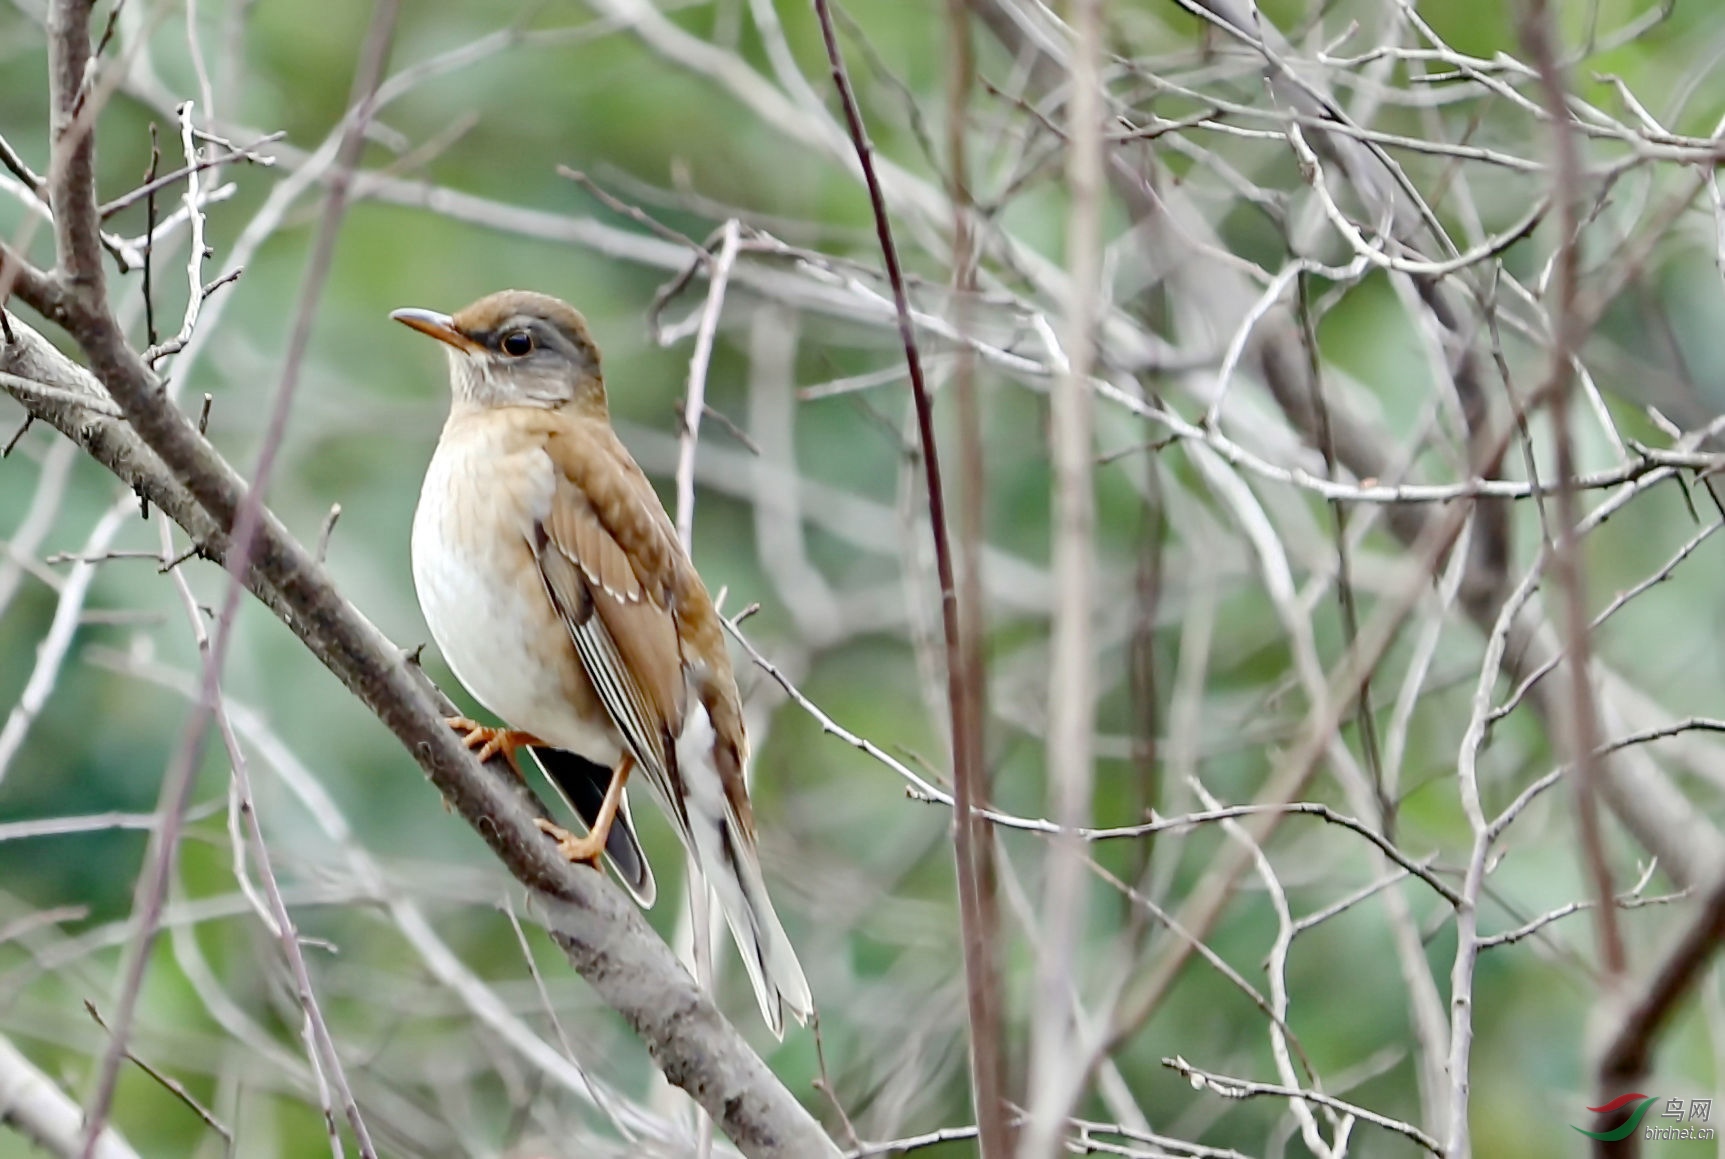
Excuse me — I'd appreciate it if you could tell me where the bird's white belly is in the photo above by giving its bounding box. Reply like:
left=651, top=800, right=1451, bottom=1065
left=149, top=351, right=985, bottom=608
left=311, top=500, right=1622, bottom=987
left=411, top=436, right=621, bottom=765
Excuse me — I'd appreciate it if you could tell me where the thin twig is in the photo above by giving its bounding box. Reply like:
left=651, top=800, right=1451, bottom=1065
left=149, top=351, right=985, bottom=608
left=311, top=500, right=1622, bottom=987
left=155, top=512, right=367, bottom=1154
left=1163, top=1057, right=1443, bottom=1156
left=674, top=218, right=740, bottom=549
left=315, top=502, right=341, bottom=564
left=1023, top=0, right=1104, bottom=1145
left=83, top=1001, right=232, bottom=1145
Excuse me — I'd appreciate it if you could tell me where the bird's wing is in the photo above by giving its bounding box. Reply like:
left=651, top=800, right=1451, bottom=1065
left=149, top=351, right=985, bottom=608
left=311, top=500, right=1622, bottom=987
left=534, top=431, right=691, bottom=836
left=541, top=420, right=808, bottom=1035
left=559, top=423, right=757, bottom=835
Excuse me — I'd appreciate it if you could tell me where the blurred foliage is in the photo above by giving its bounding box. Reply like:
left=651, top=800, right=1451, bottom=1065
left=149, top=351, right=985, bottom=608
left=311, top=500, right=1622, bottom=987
left=2, top=0, right=1725, bottom=1156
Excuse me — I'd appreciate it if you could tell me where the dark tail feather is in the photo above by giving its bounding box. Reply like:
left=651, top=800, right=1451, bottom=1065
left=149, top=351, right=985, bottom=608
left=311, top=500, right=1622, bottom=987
left=527, top=747, right=656, bottom=906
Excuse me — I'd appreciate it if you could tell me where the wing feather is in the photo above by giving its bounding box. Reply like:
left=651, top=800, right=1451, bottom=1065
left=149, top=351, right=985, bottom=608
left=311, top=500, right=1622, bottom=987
left=533, top=478, right=689, bottom=833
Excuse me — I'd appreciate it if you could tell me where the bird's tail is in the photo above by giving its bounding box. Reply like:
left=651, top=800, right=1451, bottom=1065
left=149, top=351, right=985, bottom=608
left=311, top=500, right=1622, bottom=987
left=688, top=802, right=811, bottom=1038
left=676, top=714, right=811, bottom=1037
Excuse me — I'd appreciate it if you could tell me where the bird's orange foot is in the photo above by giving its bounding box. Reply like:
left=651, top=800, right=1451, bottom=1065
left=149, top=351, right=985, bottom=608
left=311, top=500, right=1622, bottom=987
left=535, top=818, right=606, bottom=867
left=446, top=716, right=544, bottom=779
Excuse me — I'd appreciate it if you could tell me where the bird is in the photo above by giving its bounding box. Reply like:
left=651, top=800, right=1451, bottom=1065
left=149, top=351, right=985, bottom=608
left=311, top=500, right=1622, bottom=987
left=394, top=289, right=812, bottom=1037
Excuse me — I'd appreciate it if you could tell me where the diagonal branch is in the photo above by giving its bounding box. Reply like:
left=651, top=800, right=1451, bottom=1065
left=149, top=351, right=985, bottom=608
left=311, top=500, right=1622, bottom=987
left=0, top=1034, right=140, bottom=1159
left=0, top=314, right=836, bottom=1158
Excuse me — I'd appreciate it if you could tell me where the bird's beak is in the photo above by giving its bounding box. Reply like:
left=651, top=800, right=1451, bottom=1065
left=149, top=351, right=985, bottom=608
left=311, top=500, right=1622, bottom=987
left=390, top=307, right=485, bottom=355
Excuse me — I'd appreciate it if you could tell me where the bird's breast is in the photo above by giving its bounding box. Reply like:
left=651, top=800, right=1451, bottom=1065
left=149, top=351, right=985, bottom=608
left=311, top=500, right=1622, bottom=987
left=410, top=425, right=619, bottom=762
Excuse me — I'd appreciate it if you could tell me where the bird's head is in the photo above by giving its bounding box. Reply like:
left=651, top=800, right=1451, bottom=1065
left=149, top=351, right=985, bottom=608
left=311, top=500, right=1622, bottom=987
left=391, top=290, right=606, bottom=414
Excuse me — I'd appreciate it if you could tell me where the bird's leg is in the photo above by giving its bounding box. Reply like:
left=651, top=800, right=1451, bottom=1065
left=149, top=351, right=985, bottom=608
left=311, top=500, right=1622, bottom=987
left=446, top=716, right=545, bottom=780
left=537, top=755, right=634, bottom=866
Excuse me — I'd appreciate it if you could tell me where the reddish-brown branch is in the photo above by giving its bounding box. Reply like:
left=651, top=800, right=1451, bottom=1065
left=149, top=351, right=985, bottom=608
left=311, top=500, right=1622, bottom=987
left=1520, top=0, right=1625, bottom=999
left=810, top=1, right=1008, bottom=1152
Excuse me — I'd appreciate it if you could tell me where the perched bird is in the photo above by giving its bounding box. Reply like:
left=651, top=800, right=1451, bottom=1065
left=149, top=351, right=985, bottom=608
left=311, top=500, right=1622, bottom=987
left=395, top=290, right=811, bottom=1036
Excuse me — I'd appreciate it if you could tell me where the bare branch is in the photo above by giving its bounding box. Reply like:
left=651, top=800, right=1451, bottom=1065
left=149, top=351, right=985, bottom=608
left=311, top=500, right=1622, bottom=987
left=1022, top=0, right=1103, bottom=1145
left=810, top=1, right=1006, bottom=1151
left=0, top=1034, right=141, bottom=1159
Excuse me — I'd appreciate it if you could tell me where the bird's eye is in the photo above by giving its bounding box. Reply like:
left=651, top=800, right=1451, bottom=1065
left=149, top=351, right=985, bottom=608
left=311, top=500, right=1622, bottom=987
left=500, top=330, right=534, bottom=357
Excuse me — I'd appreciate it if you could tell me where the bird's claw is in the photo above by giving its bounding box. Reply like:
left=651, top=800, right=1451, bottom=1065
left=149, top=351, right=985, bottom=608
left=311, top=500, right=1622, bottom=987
left=535, top=817, right=605, bottom=866
left=446, top=716, right=543, bottom=779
